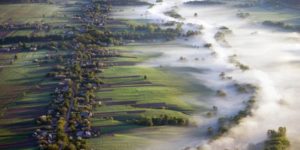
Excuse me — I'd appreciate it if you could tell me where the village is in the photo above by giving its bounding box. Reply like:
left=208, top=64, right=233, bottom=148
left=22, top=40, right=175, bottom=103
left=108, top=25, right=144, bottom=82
left=0, top=0, right=293, bottom=150
left=0, top=0, right=194, bottom=149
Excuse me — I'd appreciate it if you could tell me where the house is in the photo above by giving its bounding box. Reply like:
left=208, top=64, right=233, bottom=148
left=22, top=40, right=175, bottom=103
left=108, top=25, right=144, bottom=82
left=76, top=130, right=92, bottom=138
left=54, top=74, right=67, bottom=80
left=33, top=59, right=39, bottom=63
left=0, top=48, right=10, bottom=52
left=54, top=97, right=64, bottom=104
left=84, top=131, right=92, bottom=138
left=61, top=86, right=69, bottom=92
left=77, top=97, right=85, bottom=103
left=47, top=109, right=54, bottom=115
left=30, top=46, right=37, bottom=51
left=76, top=131, right=84, bottom=138
left=80, top=111, right=92, bottom=118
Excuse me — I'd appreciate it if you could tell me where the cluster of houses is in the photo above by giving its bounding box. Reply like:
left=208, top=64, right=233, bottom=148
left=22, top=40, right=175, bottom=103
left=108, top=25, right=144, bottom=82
left=0, top=43, right=38, bottom=53
left=30, top=1, right=119, bottom=149
left=71, top=2, right=110, bottom=27
left=0, top=21, right=68, bottom=32
left=33, top=47, right=119, bottom=149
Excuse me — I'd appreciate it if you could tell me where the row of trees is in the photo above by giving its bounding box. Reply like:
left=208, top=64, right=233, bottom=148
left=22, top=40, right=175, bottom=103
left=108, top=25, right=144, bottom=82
left=101, top=0, right=151, bottom=6
left=0, top=34, right=69, bottom=45
left=74, top=24, right=183, bottom=46
left=265, top=0, right=300, bottom=5
left=263, top=21, right=300, bottom=31
left=210, top=96, right=256, bottom=139
left=134, top=115, right=189, bottom=126
left=75, top=30, right=121, bottom=46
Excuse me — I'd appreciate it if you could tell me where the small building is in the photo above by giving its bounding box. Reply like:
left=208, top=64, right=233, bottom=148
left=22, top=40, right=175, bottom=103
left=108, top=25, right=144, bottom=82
left=76, top=131, right=92, bottom=138
left=80, top=111, right=92, bottom=118
left=54, top=74, right=67, bottom=80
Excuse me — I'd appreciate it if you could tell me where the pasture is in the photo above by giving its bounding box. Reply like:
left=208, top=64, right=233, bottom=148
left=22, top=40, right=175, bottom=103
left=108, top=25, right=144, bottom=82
left=0, top=49, right=60, bottom=149
left=88, top=50, right=195, bottom=150
left=248, top=7, right=300, bottom=25
left=0, top=4, right=63, bottom=23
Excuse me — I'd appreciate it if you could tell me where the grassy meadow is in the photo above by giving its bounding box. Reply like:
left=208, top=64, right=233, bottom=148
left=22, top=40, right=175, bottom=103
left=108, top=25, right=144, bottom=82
left=0, top=2, right=81, bottom=38
left=0, top=4, right=63, bottom=23
left=86, top=43, right=199, bottom=150
left=0, top=49, right=59, bottom=149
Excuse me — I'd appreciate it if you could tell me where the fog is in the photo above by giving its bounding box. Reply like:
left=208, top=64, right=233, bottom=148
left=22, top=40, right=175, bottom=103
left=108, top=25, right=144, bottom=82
left=112, top=0, right=300, bottom=149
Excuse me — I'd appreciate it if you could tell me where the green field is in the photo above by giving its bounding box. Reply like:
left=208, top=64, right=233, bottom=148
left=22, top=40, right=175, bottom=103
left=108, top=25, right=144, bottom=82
left=0, top=49, right=61, bottom=149
left=99, top=66, right=192, bottom=109
left=87, top=44, right=199, bottom=150
left=0, top=2, right=82, bottom=38
left=248, top=7, right=300, bottom=25
left=0, top=4, right=64, bottom=23
left=88, top=126, right=192, bottom=150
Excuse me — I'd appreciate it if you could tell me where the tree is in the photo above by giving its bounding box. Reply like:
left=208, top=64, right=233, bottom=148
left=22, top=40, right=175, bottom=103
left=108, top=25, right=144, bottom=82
left=176, top=23, right=183, bottom=32
left=47, top=144, right=59, bottom=150
left=129, top=24, right=136, bottom=31
left=264, top=127, right=290, bottom=150
left=147, top=24, right=155, bottom=33
left=66, top=143, right=77, bottom=150
left=207, top=127, right=213, bottom=135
